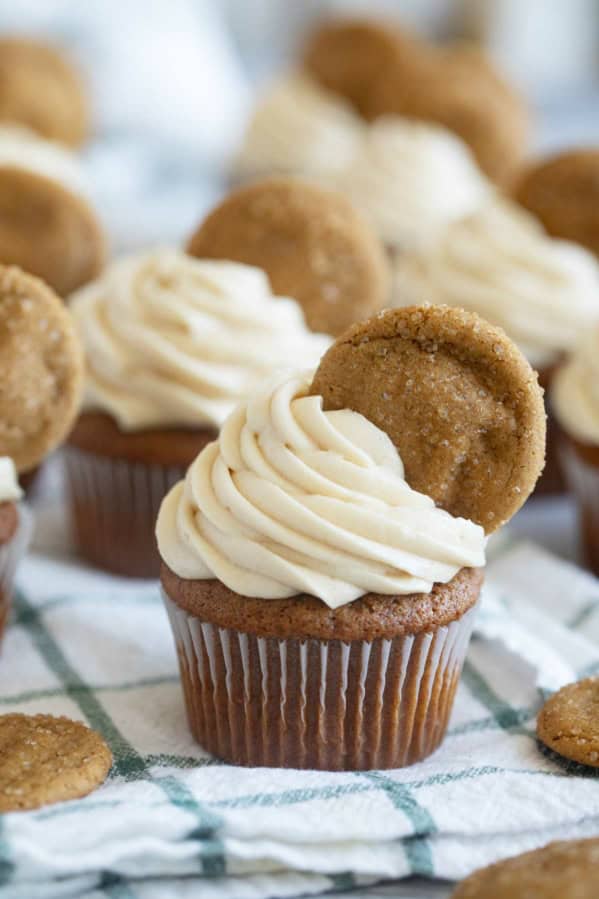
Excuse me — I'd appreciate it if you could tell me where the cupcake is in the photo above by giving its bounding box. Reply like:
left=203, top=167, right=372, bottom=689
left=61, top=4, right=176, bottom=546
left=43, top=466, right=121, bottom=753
left=0, top=458, right=31, bottom=647
left=552, top=329, right=599, bottom=575
left=157, top=305, right=545, bottom=770
left=394, top=199, right=599, bottom=493
left=0, top=264, right=83, bottom=643
left=66, top=249, right=330, bottom=578
left=231, top=73, right=363, bottom=185
left=0, top=125, right=105, bottom=296
left=0, top=37, right=88, bottom=147
left=331, top=117, right=491, bottom=257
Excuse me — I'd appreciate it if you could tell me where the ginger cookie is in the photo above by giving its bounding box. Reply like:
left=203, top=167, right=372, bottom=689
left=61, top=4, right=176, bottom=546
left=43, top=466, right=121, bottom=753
left=0, top=713, right=112, bottom=812
left=0, top=37, right=87, bottom=147
left=187, top=177, right=390, bottom=336
left=451, top=837, right=599, bottom=898
left=0, top=265, right=84, bottom=473
left=301, top=17, right=425, bottom=121
left=0, top=165, right=104, bottom=297
left=537, top=677, right=599, bottom=767
left=514, top=151, right=599, bottom=257
left=371, top=43, right=529, bottom=186
left=311, top=305, right=546, bottom=532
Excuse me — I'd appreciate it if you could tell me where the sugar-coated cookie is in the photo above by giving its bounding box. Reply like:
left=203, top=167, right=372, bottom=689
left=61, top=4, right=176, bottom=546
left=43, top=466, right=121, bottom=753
left=537, top=677, right=599, bottom=767
left=187, top=177, right=390, bottom=336
left=0, top=713, right=112, bottom=812
left=0, top=265, right=84, bottom=473
left=311, top=305, right=546, bottom=532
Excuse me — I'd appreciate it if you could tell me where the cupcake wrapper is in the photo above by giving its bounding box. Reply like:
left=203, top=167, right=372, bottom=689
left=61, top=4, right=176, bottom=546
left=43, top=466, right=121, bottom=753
left=0, top=505, right=33, bottom=647
left=561, top=440, right=599, bottom=576
left=163, top=592, right=478, bottom=770
left=64, top=446, right=188, bottom=578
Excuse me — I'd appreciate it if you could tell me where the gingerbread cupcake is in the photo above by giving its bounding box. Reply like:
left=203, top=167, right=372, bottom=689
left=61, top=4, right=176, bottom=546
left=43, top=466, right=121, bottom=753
left=231, top=73, right=363, bottom=184
left=0, top=37, right=88, bottom=147
left=331, top=117, right=491, bottom=256
left=394, top=199, right=599, bottom=493
left=0, top=126, right=105, bottom=296
left=0, top=264, right=83, bottom=644
left=187, top=177, right=390, bottom=336
left=66, top=248, right=330, bottom=578
left=552, top=329, right=599, bottom=575
left=157, top=305, right=545, bottom=770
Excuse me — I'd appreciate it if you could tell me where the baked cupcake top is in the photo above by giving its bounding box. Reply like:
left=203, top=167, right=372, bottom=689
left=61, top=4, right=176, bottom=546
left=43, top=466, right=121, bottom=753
left=0, top=458, right=22, bottom=504
left=0, top=125, right=86, bottom=194
left=394, top=200, right=599, bottom=368
left=552, top=329, right=599, bottom=445
left=156, top=370, right=486, bottom=608
left=233, top=73, right=363, bottom=180
left=70, top=249, right=330, bottom=433
left=332, top=117, right=491, bottom=250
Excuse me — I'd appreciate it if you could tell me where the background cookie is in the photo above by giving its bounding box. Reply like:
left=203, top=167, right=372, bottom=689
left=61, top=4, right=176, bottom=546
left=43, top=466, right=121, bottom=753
left=451, top=837, right=599, bottom=898
left=0, top=166, right=105, bottom=297
left=537, top=677, right=599, bottom=766
left=370, top=43, right=529, bottom=186
left=311, top=305, right=546, bottom=532
left=514, top=150, right=599, bottom=257
left=0, top=713, right=112, bottom=812
left=301, top=17, right=425, bottom=120
left=0, top=37, right=88, bottom=147
left=187, top=177, right=390, bottom=336
left=0, top=265, right=84, bottom=473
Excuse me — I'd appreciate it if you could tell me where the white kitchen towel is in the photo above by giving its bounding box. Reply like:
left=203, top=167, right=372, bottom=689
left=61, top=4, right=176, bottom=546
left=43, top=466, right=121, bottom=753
left=1, top=539, right=599, bottom=899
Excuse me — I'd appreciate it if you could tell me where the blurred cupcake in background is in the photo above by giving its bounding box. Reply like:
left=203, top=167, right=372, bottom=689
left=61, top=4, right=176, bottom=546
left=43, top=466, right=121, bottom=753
left=0, top=36, right=88, bottom=148
left=66, top=248, right=330, bottom=578
left=552, top=331, right=599, bottom=575
left=231, top=72, right=364, bottom=185
left=0, top=125, right=105, bottom=297
left=332, top=117, right=491, bottom=258
left=393, top=199, right=599, bottom=493
left=0, top=458, right=30, bottom=648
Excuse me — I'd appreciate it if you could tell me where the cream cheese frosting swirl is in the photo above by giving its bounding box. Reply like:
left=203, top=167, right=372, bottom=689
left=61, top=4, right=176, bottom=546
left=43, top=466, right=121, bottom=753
left=0, top=458, right=22, bottom=503
left=0, top=125, right=86, bottom=195
left=233, top=72, right=364, bottom=179
left=552, top=330, right=599, bottom=445
left=333, top=118, right=491, bottom=250
left=70, top=250, right=331, bottom=432
left=156, top=371, right=486, bottom=609
left=393, top=199, right=599, bottom=368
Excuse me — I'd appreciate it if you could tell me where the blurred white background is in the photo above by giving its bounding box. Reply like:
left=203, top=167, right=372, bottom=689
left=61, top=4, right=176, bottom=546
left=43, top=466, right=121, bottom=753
left=0, top=0, right=598, bottom=250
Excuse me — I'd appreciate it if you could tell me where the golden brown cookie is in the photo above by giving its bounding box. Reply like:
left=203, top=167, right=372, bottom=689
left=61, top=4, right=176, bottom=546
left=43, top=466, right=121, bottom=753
left=537, top=677, right=599, bottom=766
left=451, top=838, right=599, bottom=898
left=0, top=713, right=112, bottom=812
left=301, top=17, right=426, bottom=121
left=0, top=265, right=84, bottom=473
left=311, top=305, right=546, bottom=532
left=0, top=165, right=105, bottom=297
left=187, top=177, right=390, bottom=336
left=0, top=37, right=88, bottom=147
left=370, top=42, right=530, bottom=186
left=514, top=151, right=599, bottom=256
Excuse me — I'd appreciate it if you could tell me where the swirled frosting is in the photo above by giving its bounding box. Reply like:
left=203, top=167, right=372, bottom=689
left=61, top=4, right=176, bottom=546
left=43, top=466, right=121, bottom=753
left=0, top=458, right=22, bottom=503
left=233, top=73, right=364, bottom=179
left=0, top=125, right=86, bottom=194
left=333, top=118, right=491, bottom=250
left=552, top=330, right=599, bottom=444
left=70, top=250, right=331, bottom=432
left=156, top=371, right=486, bottom=608
left=393, top=199, right=599, bottom=368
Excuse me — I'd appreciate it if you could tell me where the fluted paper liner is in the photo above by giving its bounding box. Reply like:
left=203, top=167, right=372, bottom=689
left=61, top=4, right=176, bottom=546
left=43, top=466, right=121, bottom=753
left=64, top=446, right=189, bottom=578
left=163, top=591, right=478, bottom=770
left=561, top=439, right=599, bottom=576
left=0, top=505, right=33, bottom=647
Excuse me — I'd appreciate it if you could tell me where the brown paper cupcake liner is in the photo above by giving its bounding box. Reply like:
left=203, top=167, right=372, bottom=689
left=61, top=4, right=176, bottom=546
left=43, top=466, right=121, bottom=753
left=163, top=591, right=478, bottom=770
left=0, top=505, right=33, bottom=648
left=64, top=446, right=188, bottom=578
left=560, top=438, right=599, bottom=576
